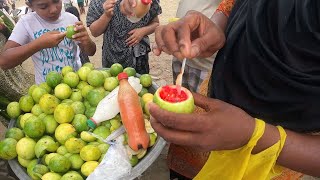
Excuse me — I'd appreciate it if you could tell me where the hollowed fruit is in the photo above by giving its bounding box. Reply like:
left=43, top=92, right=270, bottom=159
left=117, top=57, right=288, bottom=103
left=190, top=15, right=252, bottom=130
left=153, top=85, right=194, bottom=114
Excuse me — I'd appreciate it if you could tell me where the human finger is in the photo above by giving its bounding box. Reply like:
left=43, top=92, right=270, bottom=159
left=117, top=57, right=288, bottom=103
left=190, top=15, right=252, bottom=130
left=128, top=40, right=138, bottom=47
left=103, top=0, right=115, bottom=6
left=72, top=31, right=86, bottom=39
left=154, top=26, right=166, bottom=54
left=190, top=30, right=225, bottom=58
left=49, top=30, right=61, bottom=34
left=125, top=35, right=135, bottom=43
left=152, top=44, right=162, bottom=56
left=176, top=22, right=193, bottom=58
left=161, top=24, right=182, bottom=58
left=126, top=38, right=136, bottom=46
left=74, top=21, right=83, bottom=26
left=73, top=36, right=87, bottom=43
left=148, top=103, right=208, bottom=132
left=56, top=32, right=66, bottom=39
left=150, top=116, right=200, bottom=146
left=128, top=29, right=134, bottom=35
left=106, top=8, right=114, bottom=15
left=74, top=24, right=85, bottom=32
left=104, top=3, right=115, bottom=10
left=155, top=26, right=172, bottom=55
left=192, top=93, right=215, bottom=112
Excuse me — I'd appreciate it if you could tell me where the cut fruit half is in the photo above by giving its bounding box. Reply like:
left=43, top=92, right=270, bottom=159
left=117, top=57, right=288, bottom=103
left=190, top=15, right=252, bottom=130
left=153, top=85, right=194, bottom=114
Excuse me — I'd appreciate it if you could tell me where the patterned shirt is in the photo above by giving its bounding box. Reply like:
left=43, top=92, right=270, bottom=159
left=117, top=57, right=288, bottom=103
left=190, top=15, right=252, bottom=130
left=86, top=0, right=162, bottom=68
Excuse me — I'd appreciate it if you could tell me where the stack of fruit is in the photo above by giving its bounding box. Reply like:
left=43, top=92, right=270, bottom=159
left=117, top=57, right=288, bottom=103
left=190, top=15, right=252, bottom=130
left=0, top=62, right=157, bottom=180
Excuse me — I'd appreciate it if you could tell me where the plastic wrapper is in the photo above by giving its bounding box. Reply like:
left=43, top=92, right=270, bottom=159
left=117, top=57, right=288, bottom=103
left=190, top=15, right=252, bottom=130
left=87, top=135, right=132, bottom=180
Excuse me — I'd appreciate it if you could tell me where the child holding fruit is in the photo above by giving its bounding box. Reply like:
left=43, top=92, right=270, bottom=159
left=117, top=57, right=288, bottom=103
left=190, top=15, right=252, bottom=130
left=86, top=0, right=161, bottom=74
left=65, top=6, right=90, bottom=64
left=0, top=0, right=96, bottom=84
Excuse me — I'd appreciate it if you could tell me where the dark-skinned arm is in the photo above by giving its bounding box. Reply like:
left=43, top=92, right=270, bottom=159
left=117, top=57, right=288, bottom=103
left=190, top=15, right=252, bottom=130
left=253, top=123, right=320, bottom=176
left=149, top=92, right=320, bottom=177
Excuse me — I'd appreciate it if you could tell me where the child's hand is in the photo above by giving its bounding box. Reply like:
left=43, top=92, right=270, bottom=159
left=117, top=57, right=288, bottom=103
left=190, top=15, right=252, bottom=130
left=38, top=31, right=66, bottom=49
left=103, top=0, right=116, bottom=18
left=126, top=28, right=145, bottom=47
left=72, top=21, right=92, bottom=45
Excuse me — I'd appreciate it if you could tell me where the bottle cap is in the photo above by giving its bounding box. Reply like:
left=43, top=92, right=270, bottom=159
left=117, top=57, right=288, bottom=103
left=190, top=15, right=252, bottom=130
left=87, top=119, right=97, bottom=129
left=141, top=0, right=152, bottom=5
left=118, top=72, right=129, bottom=80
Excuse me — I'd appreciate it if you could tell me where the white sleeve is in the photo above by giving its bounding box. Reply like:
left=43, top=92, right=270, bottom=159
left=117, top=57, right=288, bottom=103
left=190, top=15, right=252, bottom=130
left=8, top=18, right=30, bottom=45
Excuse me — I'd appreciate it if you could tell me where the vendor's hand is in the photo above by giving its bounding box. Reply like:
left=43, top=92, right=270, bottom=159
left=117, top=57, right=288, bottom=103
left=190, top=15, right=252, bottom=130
left=126, top=28, right=145, bottom=47
left=72, top=21, right=93, bottom=45
left=38, top=31, right=66, bottom=49
left=103, top=0, right=116, bottom=18
left=120, top=0, right=136, bottom=16
left=149, top=93, right=255, bottom=152
left=153, top=11, right=225, bottom=60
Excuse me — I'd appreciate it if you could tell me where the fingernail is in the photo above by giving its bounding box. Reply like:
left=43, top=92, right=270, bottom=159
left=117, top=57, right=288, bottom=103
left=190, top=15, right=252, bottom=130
left=191, top=45, right=200, bottom=57
left=179, top=40, right=187, bottom=52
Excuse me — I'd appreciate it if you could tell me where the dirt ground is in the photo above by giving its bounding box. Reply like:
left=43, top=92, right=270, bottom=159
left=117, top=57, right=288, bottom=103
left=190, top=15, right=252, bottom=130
left=15, top=0, right=178, bottom=179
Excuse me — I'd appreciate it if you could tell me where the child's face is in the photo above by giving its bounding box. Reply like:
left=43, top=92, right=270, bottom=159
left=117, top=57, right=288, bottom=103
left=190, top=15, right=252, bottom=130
left=28, top=0, right=62, bottom=21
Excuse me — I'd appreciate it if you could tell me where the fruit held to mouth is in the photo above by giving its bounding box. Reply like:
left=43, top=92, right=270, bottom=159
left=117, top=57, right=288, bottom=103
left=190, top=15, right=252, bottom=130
left=66, top=25, right=76, bottom=39
left=153, top=85, right=194, bottom=114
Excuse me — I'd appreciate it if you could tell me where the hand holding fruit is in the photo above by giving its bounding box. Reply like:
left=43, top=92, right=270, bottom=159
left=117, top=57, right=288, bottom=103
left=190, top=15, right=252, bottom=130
left=70, top=21, right=92, bottom=46
left=37, top=31, right=66, bottom=49
left=126, top=28, right=145, bottom=47
left=103, top=0, right=116, bottom=18
left=153, top=11, right=225, bottom=60
left=149, top=93, right=256, bottom=152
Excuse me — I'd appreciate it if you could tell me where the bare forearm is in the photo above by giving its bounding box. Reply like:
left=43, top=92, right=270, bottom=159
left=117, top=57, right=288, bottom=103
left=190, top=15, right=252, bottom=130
left=0, top=41, right=41, bottom=69
left=140, top=17, right=159, bottom=36
left=79, top=40, right=96, bottom=56
left=253, top=123, right=320, bottom=176
left=279, top=131, right=320, bottom=176
left=89, top=14, right=112, bottom=37
left=210, top=10, right=228, bottom=33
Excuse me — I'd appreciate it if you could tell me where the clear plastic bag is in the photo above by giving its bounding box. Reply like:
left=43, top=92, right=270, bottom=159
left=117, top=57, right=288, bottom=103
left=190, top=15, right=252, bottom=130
left=87, top=135, right=132, bottom=180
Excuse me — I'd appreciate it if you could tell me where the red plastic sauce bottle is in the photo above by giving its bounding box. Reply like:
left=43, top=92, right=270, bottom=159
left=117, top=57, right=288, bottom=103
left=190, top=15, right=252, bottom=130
left=117, top=72, right=149, bottom=151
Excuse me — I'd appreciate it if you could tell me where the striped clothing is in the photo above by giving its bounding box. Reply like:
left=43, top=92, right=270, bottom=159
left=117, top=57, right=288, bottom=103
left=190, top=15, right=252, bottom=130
left=172, top=59, right=212, bottom=93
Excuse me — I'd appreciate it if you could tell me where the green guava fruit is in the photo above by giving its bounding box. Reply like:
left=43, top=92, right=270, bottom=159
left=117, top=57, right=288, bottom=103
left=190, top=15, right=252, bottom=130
left=66, top=25, right=76, bottom=39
